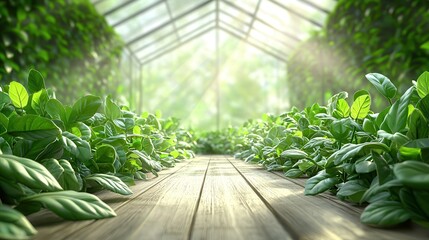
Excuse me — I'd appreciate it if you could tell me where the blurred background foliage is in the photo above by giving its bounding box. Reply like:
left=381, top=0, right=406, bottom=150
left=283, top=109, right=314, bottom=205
left=0, top=0, right=123, bottom=104
left=287, top=0, right=429, bottom=109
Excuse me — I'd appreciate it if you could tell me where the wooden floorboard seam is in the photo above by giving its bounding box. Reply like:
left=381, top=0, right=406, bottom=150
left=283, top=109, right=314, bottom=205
left=187, top=156, right=212, bottom=240
left=226, top=157, right=300, bottom=240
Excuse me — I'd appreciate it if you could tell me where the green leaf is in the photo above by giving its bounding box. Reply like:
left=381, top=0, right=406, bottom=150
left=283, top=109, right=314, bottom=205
left=41, top=159, right=81, bottom=191
left=9, top=81, right=29, bottom=108
left=417, top=71, right=429, bottom=98
left=365, top=73, right=397, bottom=100
left=113, top=118, right=135, bottom=131
left=394, top=161, right=429, bottom=190
left=355, top=159, right=376, bottom=173
left=27, top=69, right=45, bottom=94
left=0, top=205, right=37, bottom=239
left=8, top=115, right=61, bottom=140
left=94, top=145, right=117, bottom=173
left=284, top=168, right=303, bottom=178
left=86, top=174, right=132, bottom=195
left=329, top=119, right=351, bottom=141
left=70, top=122, right=91, bottom=141
left=337, top=180, right=368, bottom=202
left=350, top=93, right=371, bottom=119
left=280, top=149, right=308, bottom=159
left=61, top=131, right=91, bottom=163
left=304, top=170, right=339, bottom=195
left=0, top=113, right=8, bottom=135
left=0, top=91, right=11, bottom=110
left=372, top=151, right=393, bottom=185
left=17, top=191, right=116, bottom=220
left=0, top=154, right=62, bottom=191
left=407, top=108, right=428, bottom=140
left=329, top=142, right=389, bottom=165
left=31, top=89, right=49, bottom=115
left=68, top=95, right=102, bottom=123
left=400, top=188, right=429, bottom=228
left=360, top=201, right=410, bottom=227
left=45, top=98, right=67, bottom=123
left=104, top=95, right=121, bottom=120
left=381, top=86, right=415, bottom=133
left=333, top=98, right=350, bottom=118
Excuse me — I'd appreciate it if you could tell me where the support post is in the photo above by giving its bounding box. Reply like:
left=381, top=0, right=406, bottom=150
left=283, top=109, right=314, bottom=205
left=215, top=0, right=220, bottom=131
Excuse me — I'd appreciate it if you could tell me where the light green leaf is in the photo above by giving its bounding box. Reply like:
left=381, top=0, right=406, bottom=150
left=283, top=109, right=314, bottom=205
left=94, top=144, right=117, bottom=173
left=86, top=174, right=132, bottom=195
left=417, top=71, right=429, bottom=98
left=9, top=81, right=28, bottom=108
left=0, top=205, right=37, bottom=239
left=361, top=201, right=410, bottom=227
left=280, top=149, right=308, bottom=159
left=31, top=89, right=49, bottom=115
left=8, top=115, right=61, bottom=140
left=0, top=154, right=62, bottom=191
left=104, top=95, right=121, bottom=120
left=365, top=73, right=397, bottom=100
left=351, top=93, right=371, bottom=119
left=333, top=98, right=350, bottom=118
left=17, top=191, right=116, bottom=220
left=27, top=69, right=45, bottom=94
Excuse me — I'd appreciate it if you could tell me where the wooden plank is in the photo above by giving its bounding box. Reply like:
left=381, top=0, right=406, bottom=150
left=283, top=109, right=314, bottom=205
left=28, top=158, right=196, bottom=239
left=191, top=156, right=293, bottom=240
left=229, top=157, right=429, bottom=240
left=61, top=157, right=210, bottom=240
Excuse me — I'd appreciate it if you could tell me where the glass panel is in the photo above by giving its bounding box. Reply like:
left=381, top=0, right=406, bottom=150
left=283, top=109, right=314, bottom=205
left=219, top=1, right=253, bottom=24
left=181, top=21, right=215, bottom=42
left=219, top=21, right=246, bottom=39
left=105, top=0, right=160, bottom=26
left=249, top=29, right=284, bottom=54
left=175, top=1, right=215, bottom=27
left=219, top=12, right=250, bottom=33
left=167, top=0, right=207, bottom=18
left=224, top=0, right=259, bottom=14
left=136, top=34, right=178, bottom=59
left=274, top=0, right=328, bottom=26
left=178, top=13, right=215, bottom=38
left=115, top=3, right=169, bottom=43
left=93, top=0, right=124, bottom=15
left=252, top=20, right=296, bottom=48
left=129, top=25, right=175, bottom=52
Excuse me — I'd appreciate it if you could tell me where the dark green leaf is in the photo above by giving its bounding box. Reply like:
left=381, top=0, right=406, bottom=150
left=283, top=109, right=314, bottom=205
left=381, top=86, right=415, bottom=133
left=41, top=159, right=81, bottom=191
left=284, top=168, right=303, bottom=178
left=8, top=115, right=61, bottom=140
left=68, top=95, right=102, bottom=123
left=417, top=71, right=429, bottom=98
left=280, top=149, right=308, bottom=159
left=361, top=201, right=410, bottom=227
left=45, top=99, right=67, bottom=123
left=394, top=161, right=429, bottom=190
left=27, top=69, right=45, bottom=94
left=365, top=73, right=397, bottom=99
left=0, top=205, right=37, bottom=239
left=304, top=170, right=339, bottom=195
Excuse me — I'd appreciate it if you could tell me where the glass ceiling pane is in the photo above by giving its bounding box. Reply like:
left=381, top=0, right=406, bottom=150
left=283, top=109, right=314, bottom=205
left=175, top=1, right=215, bottom=27
left=178, top=13, right=215, bottom=39
left=136, top=33, right=178, bottom=59
left=129, top=25, right=175, bottom=52
left=273, top=0, right=328, bottom=26
left=167, top=0, right=207, bottom=18
left=219, top=12, right=250, bottom=33
left=104, top=0, right=159, bottom=26
left=219, top=1, right=253, bottom=24
left=93, top=0, right=124, bottom=15
left=219, top=21, right=246, bottom=39
left=115, top=3, right=169, bottom=43
left=224, top=0, right=259, bottom=14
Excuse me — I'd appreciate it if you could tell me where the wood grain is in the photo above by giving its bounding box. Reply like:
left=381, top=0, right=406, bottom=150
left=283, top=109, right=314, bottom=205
left=191, top=156, right=292, bottom=240
left=229, top=157, right=429, bottom=240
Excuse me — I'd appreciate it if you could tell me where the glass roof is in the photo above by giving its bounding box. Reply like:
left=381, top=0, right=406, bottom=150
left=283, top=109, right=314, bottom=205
left=91, top=0, right=336, bottom=65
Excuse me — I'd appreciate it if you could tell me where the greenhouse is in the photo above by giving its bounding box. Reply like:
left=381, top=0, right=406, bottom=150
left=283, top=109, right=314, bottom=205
left=1, top=0, right=429, bottom=239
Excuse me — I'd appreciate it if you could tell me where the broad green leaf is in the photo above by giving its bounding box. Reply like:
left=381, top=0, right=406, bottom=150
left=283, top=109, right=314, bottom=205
left=86, top=174, right=132, bottom=195
left=0, top=112, right=8, bottom=135
left=372, top=151, right=393, bottom=185
left=68, top=95, right=102, bottom=123
left=365, top=73, right=397, bottom=99
left=333, top=98, right=350, bottom=118
left=363, top=118, right=377, bottom=135
left=361, top=201, right=410, bottom=227
left=0, top=205, right=37, bottom=239
left=350, top=93, right=371, bottom=119
left=9, top=81, right=28, bottom=108
left=70, top=122, right=91, bottom=141
left=0, top=91, right=11, bottom=110
left=400, top=188, right=429, bottom=228
left=45, top=98, right=67, bottom=123
left=280, top=149, right=308, bottom=159
left=328, top=142, right=389, bottom=165
left=104, top=95, right=121, bottom=120
left=27, top=69, right=45, bottom=94
left=327, top=91, right=348, bottom=116
left=416, top=94, right=429, bottom=120
left=94, top=145, right=117, bottom=173
left=394, top=161, right=429, bottom=190
left=31, top=89, right=49, bottom=115
left=0, top=154, right=62, bottom=191
left=8, top=115, right=61, bottom=140
left=113, top=118, right=135, bottom=131
left=284, top=168, right=303, bottom=178
left=62, top=131, right=91, bottom=163
left=329, top=119, right=351, bottom=141
left=381, top=86, right=415, bottom=133
left=355, top=160, right=376, bottom=173
left=404, top=138, right=429, bottom=148
left=416, top=71, right=429, bottom=98
left=337, top=180, right=368, bottom=202
left=17, top=191, right=116, bottom=220
left=41, top=159, right=81, bottom=191
left=407, top=108, right=428, bottom=140
left=304, top=170, right=339, bottom=195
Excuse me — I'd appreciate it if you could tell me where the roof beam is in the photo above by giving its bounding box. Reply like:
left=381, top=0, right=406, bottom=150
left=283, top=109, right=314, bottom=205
left=296, top=0, right=330, bottom=14
left=245, top=0, right=261, bottom=38
left=127, top=0, right=213, bottom=47
left=103, top=0, right=137, bottom=17
left=164, top=1, right=181, bottom=41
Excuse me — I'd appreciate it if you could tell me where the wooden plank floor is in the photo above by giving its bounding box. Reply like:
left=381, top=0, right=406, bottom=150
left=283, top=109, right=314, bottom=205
left=28, top=155, right=429, bottom=240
